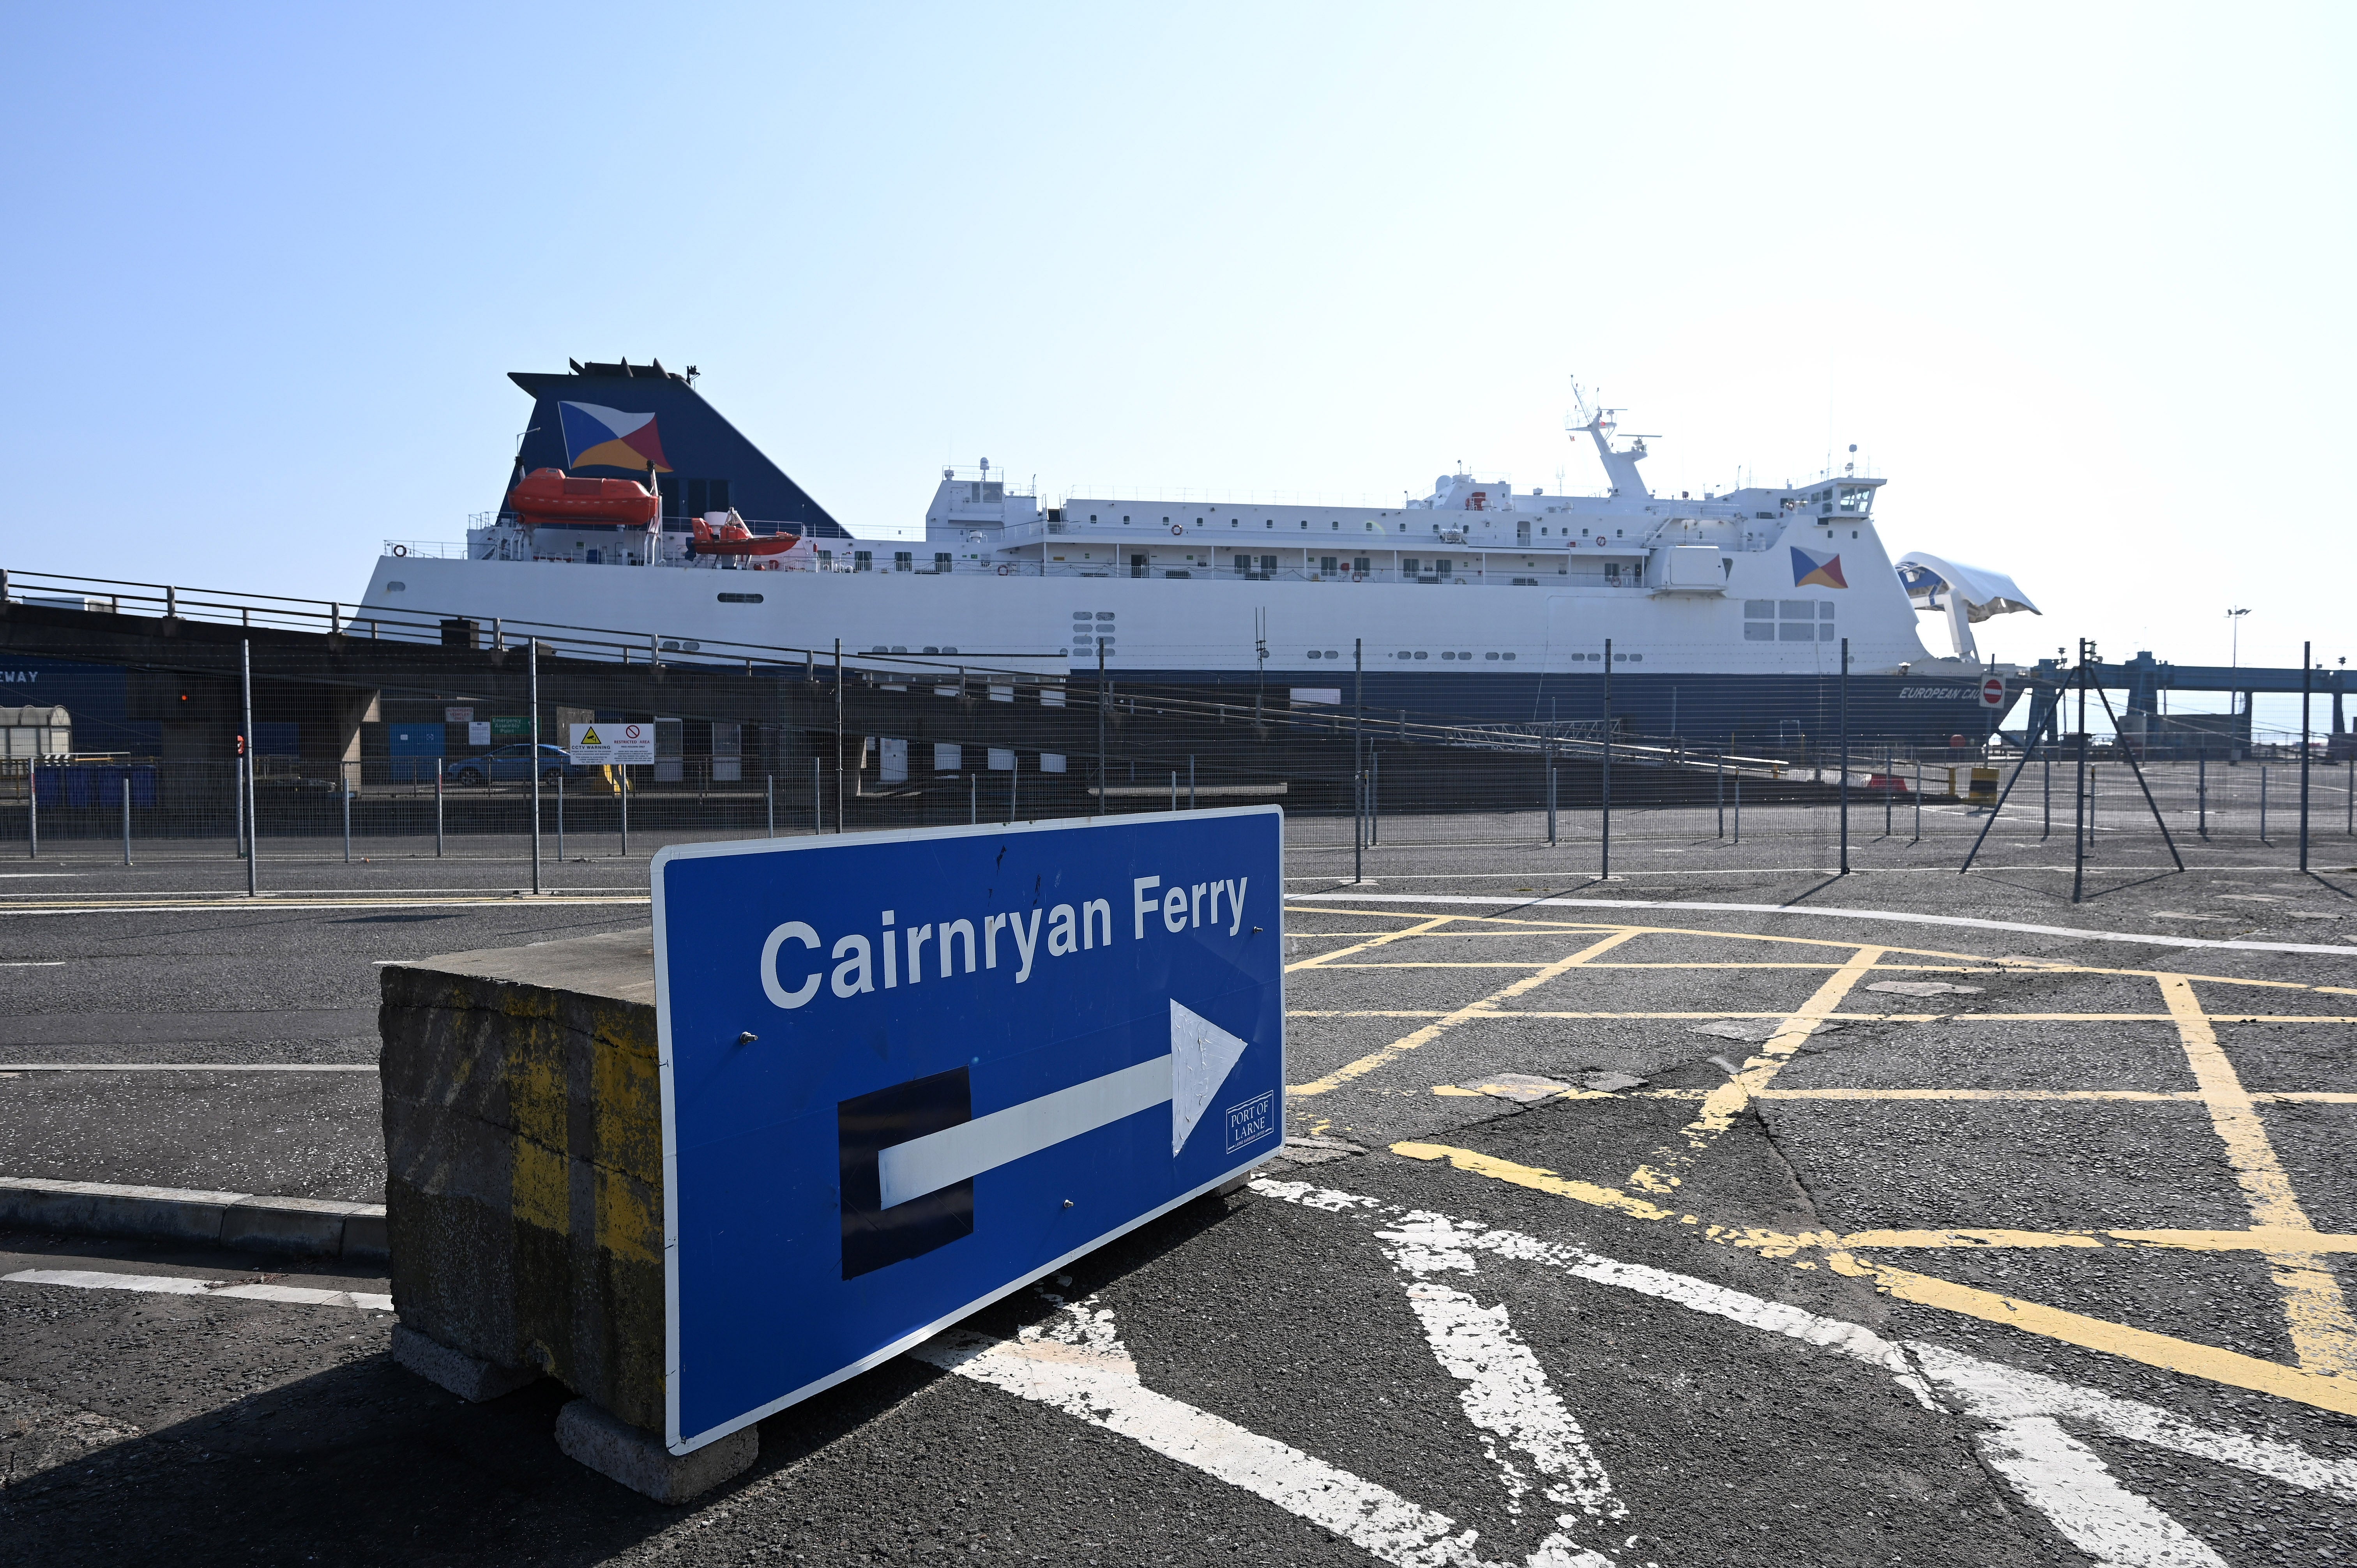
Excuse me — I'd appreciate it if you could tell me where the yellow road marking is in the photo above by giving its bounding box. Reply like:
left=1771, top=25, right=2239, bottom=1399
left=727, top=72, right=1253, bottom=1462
left=2160, top=973, right=2357, bottom=1375
left=1809, top=1226, right=2357, bottom=1255
left=1284, top=914, right=1460, bottom=973
left=1287, top=928, right=1648, bottom=1097
left=1391, top=1141, right=2357, bottom=1420
left=1625, top=945, right=1886, bottom=1195
left=1283, top=906, right=2348, bottom=992
left=1429, top=1082, right=2357, bottom=1106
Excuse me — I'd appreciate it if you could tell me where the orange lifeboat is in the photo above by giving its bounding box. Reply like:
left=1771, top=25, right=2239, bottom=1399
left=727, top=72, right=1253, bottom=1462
left=691, top=514, right=800, bottom=556
left=506, top=468, right=660, bottom=528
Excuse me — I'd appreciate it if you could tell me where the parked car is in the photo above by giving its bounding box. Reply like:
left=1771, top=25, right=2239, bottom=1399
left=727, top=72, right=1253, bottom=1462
left=443, top=744, right=586, bottom=787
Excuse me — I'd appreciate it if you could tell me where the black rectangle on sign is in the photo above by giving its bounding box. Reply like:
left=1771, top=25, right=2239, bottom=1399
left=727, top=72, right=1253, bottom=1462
left=838, top=1066, right=974, bottom=1279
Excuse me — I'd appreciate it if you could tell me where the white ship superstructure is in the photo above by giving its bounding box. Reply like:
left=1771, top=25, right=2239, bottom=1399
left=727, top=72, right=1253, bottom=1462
left=361, top=367, right=2039, bottom=745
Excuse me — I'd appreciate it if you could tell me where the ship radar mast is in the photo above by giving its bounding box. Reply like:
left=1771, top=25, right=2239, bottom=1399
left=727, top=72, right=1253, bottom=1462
left=1566, top=377, right=1652, bottom=500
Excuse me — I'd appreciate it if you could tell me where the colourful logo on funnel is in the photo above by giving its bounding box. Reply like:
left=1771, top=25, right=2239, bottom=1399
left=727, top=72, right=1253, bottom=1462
left=559, top=402, right=671, bottom=472
left=1790, top=547, right=1846, bottom=589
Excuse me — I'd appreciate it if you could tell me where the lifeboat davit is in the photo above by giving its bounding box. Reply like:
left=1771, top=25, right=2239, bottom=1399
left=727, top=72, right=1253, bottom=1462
left=691, top=513, right=800, bottom=557
left=506, top=468, right=660, bottom=528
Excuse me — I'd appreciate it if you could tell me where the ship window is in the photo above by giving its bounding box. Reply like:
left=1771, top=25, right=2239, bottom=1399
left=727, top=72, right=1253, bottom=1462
left=894, top=551, right=913, bottom=571
left=1319, top=556, right=1338, bottom=575
left=1308, top=650, right=1322, bottom=659
left=1122, top=516, right=1130, bottom=523
left=853, top=551, right=873, bottom=571
left=816, top=550, right=833, bottom=567
left=1484, top=652, right=1499, bottom=660
left=1402, top=558, right=1419, bottom=576
left=1325, top=650, right=1338, bottom=659
left=1820, top=625, right=1836, bottom=641
left=892, top=645, right=907, bottom=654
left=923, top=646, right=939, bottom=655
left=1413, top=651, right=1428, bottom=660
left=1819, top=602, right=1836, bottom=619
left=1502, top=652, right=1516, bottom=660
left=1779, top=600, right=1815, bottom=618
left=1353, top=557, right=1369, bottom=575
left=716, top=592, right=763, bottom=603
left=1265, top=520, right=1273, bottom=528
left=1089, top=515, right=1097, bottom=523
left=1095, top=612, right=1113, bottom=620
left=1441, top=651, right=1455, bottom=660
left=1779, top=623, right=1815, bottom=641
left=1745, top=623, right=1776, bottom=641
left=1330, top=521, right=1339, bottom=529
left=1397, top=651, right=1411, bottom=659
left=1744, top=600, right=1775, bottom=619
left=386, top=581, right=406, bottom=591
left=1073, top=611, right=1092, bottom=621
left=934, top=553, right=952, bottom=571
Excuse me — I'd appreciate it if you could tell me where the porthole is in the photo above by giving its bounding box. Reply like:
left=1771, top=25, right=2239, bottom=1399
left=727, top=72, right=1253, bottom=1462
left=717, top=592, right=763, bottom=603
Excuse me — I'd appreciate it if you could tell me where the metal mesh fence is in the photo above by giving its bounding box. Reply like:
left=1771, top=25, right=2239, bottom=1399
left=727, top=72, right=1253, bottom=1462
left=5, top=735, right=2350, bottom=870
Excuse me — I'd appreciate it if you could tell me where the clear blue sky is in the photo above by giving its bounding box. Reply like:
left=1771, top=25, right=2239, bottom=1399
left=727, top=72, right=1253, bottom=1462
left=5, top=3, right=2351, bottom=722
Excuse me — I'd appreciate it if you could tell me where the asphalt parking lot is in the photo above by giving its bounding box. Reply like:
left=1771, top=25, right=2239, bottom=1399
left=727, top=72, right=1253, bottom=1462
left=2, top=823, right=2353, bottom=1566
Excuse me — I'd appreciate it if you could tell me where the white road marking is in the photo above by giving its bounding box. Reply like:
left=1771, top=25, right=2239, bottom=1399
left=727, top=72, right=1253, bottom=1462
left=915, top=1299, right=1630, bottom=1568
left=0, top=961, right=67, bottom=966
left=1252, top=1180, right=2357, bottom=1549
left=1378, top=1211, right=1624, bottom=1554
left=1974, top=1416, right=2228, bottom=1567
left=4, top=1267, right=391, bottom=1312
left=1289, top=891, right=2357, bottom=957
left=0, top=1063, right=377, bottom=1072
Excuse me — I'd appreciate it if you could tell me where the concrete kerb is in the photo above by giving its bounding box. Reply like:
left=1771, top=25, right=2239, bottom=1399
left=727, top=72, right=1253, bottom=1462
left=0, top=1176, right=389, bottom=1262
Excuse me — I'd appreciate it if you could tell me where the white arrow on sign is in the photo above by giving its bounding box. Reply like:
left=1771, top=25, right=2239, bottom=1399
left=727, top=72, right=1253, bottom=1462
left=876, top=1000, right=1252, bottom=1210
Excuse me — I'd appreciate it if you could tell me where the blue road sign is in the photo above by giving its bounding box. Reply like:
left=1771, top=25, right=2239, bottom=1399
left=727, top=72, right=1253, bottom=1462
left=651, top=807, right=1286, bottom=1453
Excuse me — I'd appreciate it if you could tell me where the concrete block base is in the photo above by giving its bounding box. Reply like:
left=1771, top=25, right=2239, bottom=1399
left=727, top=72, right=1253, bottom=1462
left=555, top=1398, right=757, bottom=1504
left=392, top=1325, right=541, bottom=1403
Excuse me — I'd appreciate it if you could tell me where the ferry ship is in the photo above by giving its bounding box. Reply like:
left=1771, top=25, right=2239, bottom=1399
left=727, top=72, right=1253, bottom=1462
left=358, top=359, right=2039, bottom=749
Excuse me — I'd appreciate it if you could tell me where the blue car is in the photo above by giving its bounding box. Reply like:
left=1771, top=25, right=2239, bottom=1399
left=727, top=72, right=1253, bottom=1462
left=443, top=744, right=586, bottom=787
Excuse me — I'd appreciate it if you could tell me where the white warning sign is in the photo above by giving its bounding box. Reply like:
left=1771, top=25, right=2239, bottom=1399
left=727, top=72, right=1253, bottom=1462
left=570, top=721, right=655, bottom=765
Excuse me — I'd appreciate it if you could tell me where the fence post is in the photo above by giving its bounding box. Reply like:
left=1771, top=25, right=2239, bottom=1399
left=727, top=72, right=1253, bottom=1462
left=970, top=772, right=976, bottom=826
left=1546, top=742, right=1557, bottom=847
left=1601, top=638, right=1613, bottom=879
left=1838, top=637, right=1850, bottom=876
left=1189, top=754, right=1197, bottom=810
left=2299, top=641, right=2312, bottom=872
left=24, top=759, right=35, bottom=860
left=814, top=756, right=822, bottom=835
left=620, top=766, right=630, bottom=858
left=528, top=639, right=542, bottom=896
left=2042, top=752, right=2051, bottom=839
left=122, top=774, right=132, bottom=865
left=1716, top=752, right=1724, bottom=839
left=240, top=639, right=257, bottom=897
left=766, top=774, right=774, bottom=839
left=1170, top=771, right=1177, bottom=812
left=1370, top=752, right=1379, bottom=846
left=558, top=770, right=566, bottom=862
left=435, top=763, right=445, bottom=856
left=1913, top=759, right=1922, bottom=842
left=1733, top=769, right=1741, bottom=844
left=2198, top=754, right=2207, bottom=839
left=1011, top=756, right=1019, bottom=823
left=343, top=772, right=352, bottom=864
left=2260, top=766, right=2269, bottom=844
